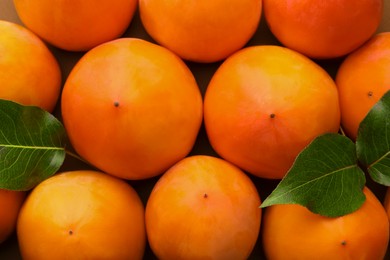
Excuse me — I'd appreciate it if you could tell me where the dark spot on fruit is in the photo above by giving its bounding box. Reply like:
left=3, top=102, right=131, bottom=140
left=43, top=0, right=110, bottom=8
left=368, top=91, right=373, bottom=98
left=270, top=113, right=276, bottom=119
left=341, top=240, right=347, bottom=246
left=203, top=193, right=208, bottom=198
left=114, top=101, right=120, bottom=107
left=69, top=230, right=73, bottom=235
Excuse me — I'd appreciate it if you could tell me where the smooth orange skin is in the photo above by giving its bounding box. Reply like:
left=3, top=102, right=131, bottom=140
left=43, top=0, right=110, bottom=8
left=61, top=38, right=203, bottom=180
left=263, top=0, right=383, bottom=59
left=204, top=45, right=340, bottom=179
left=13, top=0, right=137, bottom=51
left=145, top=155, right=261, bottom=260
left=262, top=187, right=389, bottom=260
left=139, top=0, right=262, bottom=63
left=17, top=170, right=146, bottom=260
left=0, top=20, right=61, bottom=112
left=0, top=189, right=25, bottom=244
left=336, top=32, right=390, bottom=141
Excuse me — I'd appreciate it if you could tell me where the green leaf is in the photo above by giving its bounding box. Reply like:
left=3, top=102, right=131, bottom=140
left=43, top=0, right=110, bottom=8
left=356, top=90, right=390, bottom=186
left=0, top=100, right=67, bottom=191
left=261, top=133, right=366, bottom=217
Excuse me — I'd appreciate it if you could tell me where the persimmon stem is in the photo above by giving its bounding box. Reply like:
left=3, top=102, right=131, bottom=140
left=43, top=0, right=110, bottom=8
left=339, top=127, right=346, bottom=137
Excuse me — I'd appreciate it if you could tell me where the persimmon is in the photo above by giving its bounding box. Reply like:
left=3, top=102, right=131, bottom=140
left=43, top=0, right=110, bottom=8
left=204, top=45, right=340, bottom=179
left=17, top=170, right=145, bottom=259
left=139, top=0, right=262, bottom=62
left=262, top=187, right=389, bottom=259
left=336, top=32, right=390, bottom=140
left=0, top=189, right=25, bottom=244
left=145, top=155, right=261, bottom=259
left=0, top=20, right=61, bottom=112
left=61, top=38, right=203, bottom=180
left=263, top=0, right=383, bottom=59
left=13, top=0, right=138, bottom=51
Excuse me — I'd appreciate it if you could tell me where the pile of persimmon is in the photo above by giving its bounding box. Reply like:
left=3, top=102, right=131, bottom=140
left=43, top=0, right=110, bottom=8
left=0, top=0, right=389, bottom=259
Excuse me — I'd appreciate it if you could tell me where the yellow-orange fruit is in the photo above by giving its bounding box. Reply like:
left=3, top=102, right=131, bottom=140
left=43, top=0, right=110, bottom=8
left=146, top=155, right=261, bottom=259
left=13, top=0, right=138, bottom=51
left=0, top=20, right=61, bottom=112
left=204, top=45, right=340, bottom=179
left=61, top=38, right=203, bottom=180
left=17, top=170, right=146, bottom=259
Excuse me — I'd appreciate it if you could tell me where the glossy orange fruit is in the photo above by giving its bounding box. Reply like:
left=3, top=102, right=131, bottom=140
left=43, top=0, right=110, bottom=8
left=139, top=0, right=262, bottom=62
left=145, top=155, right=261, bottom=259
left=0, top=20, right=61, bottom=112
left=17, top=170, right=146, bottom=259
left=61, top=38, right=203, bottom=180
left=336, top=32, right=390, bottom=140
left=262, top=187, right=389, bottom=259
left=0, top=189, right=25, bottom=244
left=13, top=0, right=138, bottom=51
left=263, top=0, right=383, bottom=59
left=204, top=45, right=340, bottom=179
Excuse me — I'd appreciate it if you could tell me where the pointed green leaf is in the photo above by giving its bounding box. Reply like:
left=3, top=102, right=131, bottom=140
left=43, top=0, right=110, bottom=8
left=356, top=90, right=390, bottom=186
left=0, top=100, right=67, bottom=191
left=261, top=133, right=366, bottom=217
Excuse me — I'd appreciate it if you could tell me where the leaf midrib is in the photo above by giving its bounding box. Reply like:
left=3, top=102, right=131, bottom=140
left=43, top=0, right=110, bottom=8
left=368, top=151, right=390, bottom=169
left=263, top=164, right=358, bottom=205
left=0, top=144, right=64, bottom=150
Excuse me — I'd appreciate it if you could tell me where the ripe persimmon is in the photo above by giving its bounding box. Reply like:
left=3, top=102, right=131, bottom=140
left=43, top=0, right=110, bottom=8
left=0, top=189, right=25, bottom=244
left=13, top=0, right=137, bottom=51
left=61, top=38, right=203, bottom=180
left=0, top=20, right=61, bottom=112
left=204, top=45, right=340, bottom=179
left=263, top=0, right=383, bottom=59
left=17, top=170, right=145, bottom=259
left=139, top=0, right=262, bottom=62
left=262, top=187, right=389, bottom=259
left=336, top=32, right=390, bottom=140
left=145, top=155, right=261, bottom=259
